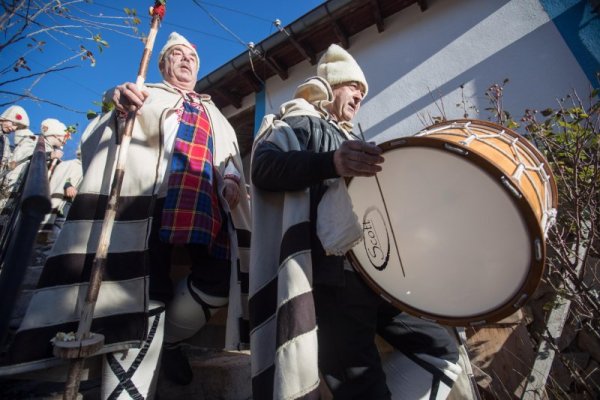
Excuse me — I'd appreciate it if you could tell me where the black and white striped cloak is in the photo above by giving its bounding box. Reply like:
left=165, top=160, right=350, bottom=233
left=6, top=82, right=251, bottom=370
left=249, top=95, right=331, bottom=400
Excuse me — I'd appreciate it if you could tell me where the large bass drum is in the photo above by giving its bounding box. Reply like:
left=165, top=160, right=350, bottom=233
left=347, top=119, right=557, bottom=326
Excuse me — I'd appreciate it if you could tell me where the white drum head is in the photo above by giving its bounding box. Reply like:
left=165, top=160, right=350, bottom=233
left=348, top=139, right=544, bottom=325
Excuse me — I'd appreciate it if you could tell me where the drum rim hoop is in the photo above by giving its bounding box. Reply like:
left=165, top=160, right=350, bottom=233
left=347, top=133, right=546, bottom=326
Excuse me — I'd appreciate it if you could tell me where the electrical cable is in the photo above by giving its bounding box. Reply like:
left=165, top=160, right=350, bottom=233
left=195, top=1, right=273, bottom=23
left=191, top=0, right=249, bottom=50
left=93, top=1, right=238, bottom=44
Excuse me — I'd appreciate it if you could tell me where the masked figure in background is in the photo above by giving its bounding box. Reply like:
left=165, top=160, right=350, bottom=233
left=0, top=117, right=66, bottom=241
left=39, top=147, right=83, bottom=243
left=0, top=105, right=30, bottom=173
left=6, top=118, right=66, bottom=186
left=0, top=105, right=30, bottom=230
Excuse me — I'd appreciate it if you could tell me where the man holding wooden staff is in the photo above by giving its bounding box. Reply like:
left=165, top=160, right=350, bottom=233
left=108, top=30, right=252, bottom=388
left=7, top=32, right=251, bottom=398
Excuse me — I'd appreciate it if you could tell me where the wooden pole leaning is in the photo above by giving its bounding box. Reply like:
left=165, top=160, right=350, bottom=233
left=47, top=156, right=59, bottom=179
left=54, top=3, right=166, bottom=399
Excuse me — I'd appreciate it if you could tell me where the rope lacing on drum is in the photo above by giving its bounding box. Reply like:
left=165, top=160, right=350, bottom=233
left=512, top=164, right=526, bottom=181
left=494, top=129, right=557, bottom=236
left=508, top=138, right=558, bottom=231
left=538, top=164, right=556, bottom=229
left=418, top=125, right=448, bottom=136
left=424, top=121, right=557, bottom=235
left=462, top=125, right=502, bottom=143
left=543, top=208, right=558, bottom=236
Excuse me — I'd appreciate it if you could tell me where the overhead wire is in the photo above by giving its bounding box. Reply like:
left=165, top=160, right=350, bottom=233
left=191, top=0, right=252, bottom=51
left=191, top=0, right=268, bottom=87
left=43, top=0, right=277, bottom=97
left=95, top=1, right=281, bottom=59
left=247, top=44, right=265, bottom=87
left=25, top=0, right=240, bottom=103
left=189, top=1, right=291, bottom=110
left=93, top=1, right=238, bottom=44
left=3, top=1, right=291, bottom=131
left=36, top=1, right=285, bottom=110
left=195, top=1, right=273, bottom=23
left=1, top=35, right=103, bottom=98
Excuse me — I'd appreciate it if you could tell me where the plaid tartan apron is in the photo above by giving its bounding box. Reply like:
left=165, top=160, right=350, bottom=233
left=159, top=100, right=230, bottom=260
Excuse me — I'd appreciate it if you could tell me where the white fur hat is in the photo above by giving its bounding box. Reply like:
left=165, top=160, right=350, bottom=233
left=158, top=32, right=200, bottom=73
left=41, top=118, right=67, bottom=137
left=0, top=105, right=29, bottom=128
left=317, top=44, right=368, bottom=97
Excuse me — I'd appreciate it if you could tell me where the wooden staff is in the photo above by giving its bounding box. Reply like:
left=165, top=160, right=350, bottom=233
left=54, top=2, right=166, bottom=399
left=47, top=147, right=61, bottom=179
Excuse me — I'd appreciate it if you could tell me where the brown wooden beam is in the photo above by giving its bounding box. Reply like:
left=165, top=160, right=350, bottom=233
left=329, top=17, right=349, bottom=49
left=262, top=55, right=288, bottom=80
left=280, top=26, right=317, bottom=65
left=214, top=87, right=242, bottom=109
left=246, top=46, right=288, bottom=81
left=227, top=60, right=264, bottom=93
left=369, top=0, right=385, bottom=32
left=241, top=70, right=264, bottom=92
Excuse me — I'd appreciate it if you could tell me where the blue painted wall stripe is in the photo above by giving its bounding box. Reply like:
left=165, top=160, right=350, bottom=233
left=539, top=0, right=600, bottom=86
left=254, top=87, right=266, bottom=137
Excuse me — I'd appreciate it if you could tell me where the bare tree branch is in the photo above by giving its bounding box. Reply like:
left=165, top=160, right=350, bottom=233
left=0, top=65, right=76, bottom=87
left=0, top=89, right=87, bottom=113
left=0, top=0, right=142, bottom=110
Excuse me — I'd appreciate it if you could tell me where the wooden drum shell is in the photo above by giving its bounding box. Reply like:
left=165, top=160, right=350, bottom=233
left=347, top=119, right=557, bottom=326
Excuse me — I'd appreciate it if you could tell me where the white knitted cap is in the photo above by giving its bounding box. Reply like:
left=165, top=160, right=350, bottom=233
left=0, top=105, right=29, bottom=128
left=41, top=118, right=67, bottom=137
left=158, top=32, right=200, bottom=73
left=317, top=44, right=368, bottom=96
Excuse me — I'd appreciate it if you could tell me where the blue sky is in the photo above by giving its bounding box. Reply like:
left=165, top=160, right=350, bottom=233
left=2, top=0, right=324, bottom=158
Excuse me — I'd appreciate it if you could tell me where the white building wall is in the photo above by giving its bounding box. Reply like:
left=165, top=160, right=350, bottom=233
left=228, top=0, right=592, bottom=144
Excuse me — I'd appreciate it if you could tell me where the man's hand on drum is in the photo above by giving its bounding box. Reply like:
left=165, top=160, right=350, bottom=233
left=334, top=140, right=384, bottom=177
left=112, top=82, right=149, bottom=115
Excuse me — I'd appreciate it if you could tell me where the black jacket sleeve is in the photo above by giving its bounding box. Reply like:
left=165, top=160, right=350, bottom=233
left=251, top=116, right=339, bottom=192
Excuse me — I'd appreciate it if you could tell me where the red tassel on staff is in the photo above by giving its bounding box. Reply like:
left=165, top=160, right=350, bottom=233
left=54, top=2, right=167, bottom=399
